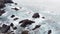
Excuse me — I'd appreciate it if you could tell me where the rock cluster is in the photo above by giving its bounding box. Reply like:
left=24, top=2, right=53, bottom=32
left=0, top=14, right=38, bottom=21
left=0, top=0, right=13, bottom=9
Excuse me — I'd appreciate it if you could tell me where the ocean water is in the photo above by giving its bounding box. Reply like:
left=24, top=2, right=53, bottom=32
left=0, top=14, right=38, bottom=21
left=0, top=0, right=60, bottom=34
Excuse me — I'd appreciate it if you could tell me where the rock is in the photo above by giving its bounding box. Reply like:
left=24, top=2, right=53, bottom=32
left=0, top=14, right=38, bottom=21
left=21, top=30, right=29, bottom=34
left=4, top=0, right=14, bottom=3
left=13, top=18, right=19, bottom=21
left=12, top=7, right=19, bottom=11
left=0, top=10, right=5, bottom=16
left=42, top=17, right=45, bottom=19
left=48, top=30, right=52, bottom=34
left=19, top=19, right=35, bottom=27
left=32, top=25, right=41, bottom=30
left=11, top=15, right=15, bottom=18
left=10, top=23, right=14, bottom=27
left=0, top=0, right=14, bottom=8
left=0, top=3, right=5, bottom=8
left=13, top=27, right=17, bottom=30
left=32, top=13, right=40, bottom=18
left=0, top=24, right=10, bottom=33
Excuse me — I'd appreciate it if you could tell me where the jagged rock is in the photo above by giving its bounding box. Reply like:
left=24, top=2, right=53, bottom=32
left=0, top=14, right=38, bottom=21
left=19, top=19, right=35, bottom=27
left=0, top=0, right=5, bottom=8
left=0, top=24, right=10, bottom=33
left=13, top=27, right=17, bottom=30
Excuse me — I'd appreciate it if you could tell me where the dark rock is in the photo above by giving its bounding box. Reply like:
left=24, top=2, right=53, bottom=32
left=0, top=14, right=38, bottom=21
left=21, top=30, right=29, bottom=34
left=0, top=2, right=5, bottom=9
left=13, top=27, right=17, bottom=30
left=0, top=0, right=13, bottom=8
left=0, top=0, right=4, bottom=2
left=0, top=10, right=5, bottom=16
left=2, top=24, right=7, bottom=27
left=0, top=24, right=10, bottom=33
left=13, top=18, right=19, bottom=21
left=42, top=17, right=45, bottom=19
left=10, top=23, right=14, bottom=27
left=19, top=19, right=35, bottom=27
left=11, top=15, right=15, bottom=18
left=4, top=0, right=14, bottom=3
left=12, top=7, right=19, bottom=11
left=32, top=25, right=41, bottom=30
left=32, top=13, right=40, bottom=18
left=48, top=30, right=51, bottom=34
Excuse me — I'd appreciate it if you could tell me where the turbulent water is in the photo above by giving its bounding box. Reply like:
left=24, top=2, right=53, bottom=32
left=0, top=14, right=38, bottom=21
left=0, top=0, right=60, bottom=34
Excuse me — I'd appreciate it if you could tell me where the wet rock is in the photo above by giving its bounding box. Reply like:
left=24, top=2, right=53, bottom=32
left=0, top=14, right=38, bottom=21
left=32, top=25, right=41, bottom=30
left=42, top=17, right=45, bottom=19
left=11, top=15, right=15, bottom=18
left=13, top=18, right=19, bottom=21
left=0, top=3, right=5, bottom=8
left=0, top=0, right=13, bottom=8
left=0, top=10, right=5, bottom=16
left=10, top=23, right=14, bottom=27
left=21, top=30, right=29, bottom=34
left=0, top=24, right=10, bottom=33
left=12, top=7, right=19, bottom=11
left=4, top=0, right=14, bottom=3
left=0, top=0, right=5, bottom=8
left=13, top=27, right=17, bottom=30
left=19, top=19, right=35, bottom=27
left=2, top=24, right=7, bottom=27
left=48, top=30, right=52, bottom=34
left=32, top=13, right=40, bottom=18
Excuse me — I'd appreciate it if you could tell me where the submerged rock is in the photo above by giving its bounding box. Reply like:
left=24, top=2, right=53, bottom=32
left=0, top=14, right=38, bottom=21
left=32, top=25, right=41, bottom=30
